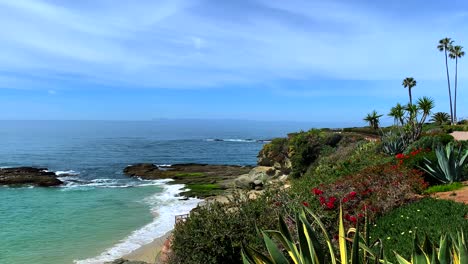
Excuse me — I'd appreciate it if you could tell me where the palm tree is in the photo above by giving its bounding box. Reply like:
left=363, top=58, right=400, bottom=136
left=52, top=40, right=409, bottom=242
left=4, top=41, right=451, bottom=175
left=412, top=97, right=435, bottom=140
left=449, top=45, right=465, bottom=123
left=364, top=110, right=383, bottom=130
left=402, top=77, right=417, bottom=105
left=388, top=103, right=405, bottom=126
left=437, top=38, right=454, bottom=124
left=430, top=112, right=451, bottom=125
left=417, top=96, right=435, bottom=122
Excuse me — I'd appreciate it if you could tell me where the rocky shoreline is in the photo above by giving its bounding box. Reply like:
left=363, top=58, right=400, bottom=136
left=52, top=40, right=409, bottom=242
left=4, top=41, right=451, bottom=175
left=123, top=162, right=289, bottom=198
left=119, top=162, right=290, bottom=264
left=0, top=167, right=63, bottom=187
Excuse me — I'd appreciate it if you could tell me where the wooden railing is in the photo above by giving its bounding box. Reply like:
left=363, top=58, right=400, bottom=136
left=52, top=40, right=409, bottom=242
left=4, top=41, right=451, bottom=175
left=175, top=214, right=189, bottom=224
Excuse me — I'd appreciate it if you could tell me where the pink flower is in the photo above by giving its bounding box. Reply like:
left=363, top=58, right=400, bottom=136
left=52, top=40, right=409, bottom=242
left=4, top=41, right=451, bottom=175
left=349, top=216, right=357, bottom=223
left=302, top=201, right=309, bottom=207
left=348, top=191, right=357, bottom=197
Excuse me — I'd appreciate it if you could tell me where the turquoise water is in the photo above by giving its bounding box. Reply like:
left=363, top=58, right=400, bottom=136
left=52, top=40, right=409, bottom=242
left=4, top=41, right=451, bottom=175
left=1, top=186, right=156, bottom=263
left=0, top=120, right=311, bottom=264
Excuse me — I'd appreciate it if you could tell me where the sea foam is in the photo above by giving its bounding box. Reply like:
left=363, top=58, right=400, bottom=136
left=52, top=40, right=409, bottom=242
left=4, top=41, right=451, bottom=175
left=75, top=181, right=202, bottom=264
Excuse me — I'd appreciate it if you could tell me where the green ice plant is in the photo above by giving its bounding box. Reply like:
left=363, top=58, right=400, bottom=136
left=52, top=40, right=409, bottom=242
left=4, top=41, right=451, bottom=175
left=421, top=142, right=468, bottom=183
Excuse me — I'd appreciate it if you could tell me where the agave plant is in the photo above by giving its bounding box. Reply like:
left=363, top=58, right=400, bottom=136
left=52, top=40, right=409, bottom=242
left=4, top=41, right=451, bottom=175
left=421, top=142, right=468, bottom=183
left=381, top=130, right=407, bottom=156
left=242, top=207, right=386, bottom=264
left=394, top=232, right=467, bottom=264
left=242, top=206, right=467, bottom=264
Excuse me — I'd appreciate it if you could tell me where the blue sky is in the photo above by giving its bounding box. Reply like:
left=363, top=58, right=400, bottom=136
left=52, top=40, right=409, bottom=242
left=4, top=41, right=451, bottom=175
left=0, top=0, right=467, bottom=125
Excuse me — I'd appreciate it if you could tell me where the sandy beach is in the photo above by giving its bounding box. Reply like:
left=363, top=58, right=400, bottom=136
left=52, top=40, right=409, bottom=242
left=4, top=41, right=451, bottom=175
left=122, top=231, right=172, bottom=263
left=119, top=193, right=233, bottom=263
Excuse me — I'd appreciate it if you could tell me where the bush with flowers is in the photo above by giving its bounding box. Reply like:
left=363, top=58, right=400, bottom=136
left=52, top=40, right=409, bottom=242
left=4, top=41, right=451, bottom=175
left=304, top=163, right=427, bottom=234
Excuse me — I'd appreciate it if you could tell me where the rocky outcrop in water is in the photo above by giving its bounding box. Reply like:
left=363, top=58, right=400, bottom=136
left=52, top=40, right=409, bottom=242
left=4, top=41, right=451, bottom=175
left=0, top=167, right=63, bottom=187
left=124, top=163, right=254, bottom=198
left=124, top=163, right=253, bottom=181
left=105, top=259, right=149, bottom=264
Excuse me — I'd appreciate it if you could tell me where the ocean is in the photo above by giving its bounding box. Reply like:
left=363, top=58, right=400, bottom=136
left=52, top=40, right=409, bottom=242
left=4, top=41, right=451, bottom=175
left=0, top=120, right=313, bottom=264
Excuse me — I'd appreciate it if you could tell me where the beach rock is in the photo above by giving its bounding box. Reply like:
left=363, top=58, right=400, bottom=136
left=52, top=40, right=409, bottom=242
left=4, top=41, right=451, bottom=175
left=253, top=179, right=263, bottom=186
left=105, top=259, right=149, bottom=264
left=248, top=166, right=271, bottom=181
left=0, top=167, right=63, bottom=187
left=278, top=175, right=289, bottom=182
left=234, top=175, right=253, bottom=189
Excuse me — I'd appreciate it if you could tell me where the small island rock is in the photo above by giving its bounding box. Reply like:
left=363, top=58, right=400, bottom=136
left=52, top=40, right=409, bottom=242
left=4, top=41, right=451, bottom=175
left=0, top=167, right=63, bottom=187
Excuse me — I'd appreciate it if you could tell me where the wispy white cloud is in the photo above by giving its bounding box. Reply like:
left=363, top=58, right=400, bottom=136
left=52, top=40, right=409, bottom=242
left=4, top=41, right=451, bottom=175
left=0, top=0, right=467, bottom=89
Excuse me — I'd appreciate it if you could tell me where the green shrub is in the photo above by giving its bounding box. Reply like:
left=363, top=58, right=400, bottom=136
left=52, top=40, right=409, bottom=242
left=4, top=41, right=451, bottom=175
left=423, top=182, right=464, bottom=194
left=342, top=127, right=394, bottom=136
left=169, top=192, right=280, bottom=264
left=443, top=125, right=468, bottom=132
left=302, top=141, right=391, bottom=186
left=405, top=134, right=454, bottom=153
left=288, top=130, right=324, bottom=178
left=257, top=138, right=289, bottom=166
left=370, top=198, right=468, bottom=263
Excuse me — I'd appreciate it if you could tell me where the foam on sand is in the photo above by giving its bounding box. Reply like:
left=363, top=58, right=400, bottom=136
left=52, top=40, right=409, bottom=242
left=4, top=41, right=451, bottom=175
left=75, top=182, right=202, bottom=264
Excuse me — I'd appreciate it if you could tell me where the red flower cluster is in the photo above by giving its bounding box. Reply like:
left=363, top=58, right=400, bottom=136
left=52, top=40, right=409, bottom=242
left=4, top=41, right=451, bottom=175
left=309, top=163, right=427, bottom=230
left=312, top=188, right=323, bottom=195
left=313, top=188, right=338, bottom=209
left=344, top=214, right=357, bottom=223
left=342, top=191, right=357, bottom=203
left=395, top=153, right=409, bottom=160
left=395, top=148, right=430, bottom=166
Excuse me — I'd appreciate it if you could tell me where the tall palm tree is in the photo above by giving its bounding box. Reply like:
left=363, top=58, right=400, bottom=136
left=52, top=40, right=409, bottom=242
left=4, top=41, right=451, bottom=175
left=402, top=77, right=416, bottom=105
left=388, top=103, right=405, bottom=126
left=449, top=45, right=465, bottom=123
left=364, top=110, right=383, bottom=130
left=437, top=38, right=454, bottom=124
left=430, top=112, right=451, bottom=125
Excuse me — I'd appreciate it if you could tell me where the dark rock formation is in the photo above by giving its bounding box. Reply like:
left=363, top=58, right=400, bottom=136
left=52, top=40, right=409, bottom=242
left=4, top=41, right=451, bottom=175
left=124, top=163, right=254, bottom=198
left=124, top=163, right=253, bottom=182
left=0, top=167, right=63, bottom=187
left=105, top=259, right=149, bottom=264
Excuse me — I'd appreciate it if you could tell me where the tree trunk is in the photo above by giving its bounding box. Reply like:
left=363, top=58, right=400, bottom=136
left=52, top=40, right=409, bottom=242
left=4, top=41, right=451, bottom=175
left=408, top=88, right=412, bottom=106
left=445, top=49, right=454, bottom=124
left=454, top=57, right=458, bottom=123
